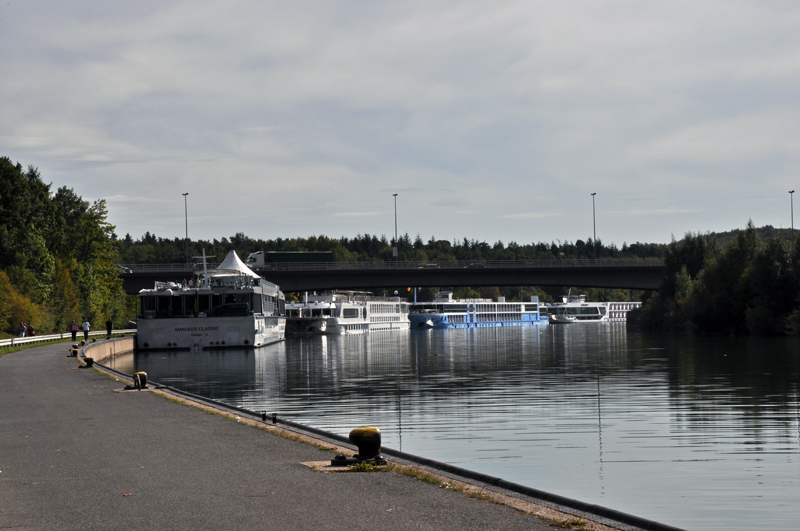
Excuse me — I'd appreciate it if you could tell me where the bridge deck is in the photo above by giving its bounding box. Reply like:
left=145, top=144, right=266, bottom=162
left=119, top=259, right=666, bottom=294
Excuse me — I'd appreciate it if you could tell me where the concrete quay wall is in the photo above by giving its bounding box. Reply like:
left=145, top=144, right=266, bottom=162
left=82, top=336, right=134, bottom=367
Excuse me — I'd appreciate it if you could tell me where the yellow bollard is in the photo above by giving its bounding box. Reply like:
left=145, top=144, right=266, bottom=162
left=133, top=372, right=148, bottom=390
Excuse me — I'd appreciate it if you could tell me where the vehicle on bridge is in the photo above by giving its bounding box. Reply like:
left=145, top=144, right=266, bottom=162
left=136, top=251, right=286, bottom=350
left=246, top=250, right=334, bottom=269
left=285, top=291, right=410, bottom=335
left=409, top=292, right=548, bottom=329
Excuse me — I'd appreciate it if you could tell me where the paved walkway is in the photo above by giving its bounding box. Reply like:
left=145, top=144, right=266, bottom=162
left=1, top=343, right=613, bottom=530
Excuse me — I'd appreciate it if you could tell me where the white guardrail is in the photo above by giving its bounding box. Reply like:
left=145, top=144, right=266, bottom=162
left=0, top=329, right=137, bottom=349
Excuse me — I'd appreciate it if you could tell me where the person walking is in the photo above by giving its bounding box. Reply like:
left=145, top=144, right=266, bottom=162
left=70, top=320, right=79, bottom=342
left=18, top=322, right=26, bottom=337
left=81, top=318, right=90, bottom=341
left=105, top=318, right=113, bottom=339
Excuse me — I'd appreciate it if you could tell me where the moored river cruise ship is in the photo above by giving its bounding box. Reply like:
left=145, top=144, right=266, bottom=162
left=136, top=250, right=286, bottom=350
left=409, top=292, right=549, bottom=329
left=545, top=293, right=610, bottom=324
left=285, top=291, right=410, bottom=335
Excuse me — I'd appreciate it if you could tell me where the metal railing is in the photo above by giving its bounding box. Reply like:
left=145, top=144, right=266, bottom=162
left=117, top=258, right=665, bottom=274
left=0, top=329, right=137, bottom=349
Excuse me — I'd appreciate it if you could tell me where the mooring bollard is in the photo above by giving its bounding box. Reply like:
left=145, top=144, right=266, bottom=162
left=331, top=426, right=386, bottom=466
left=350, top=426, right=382, bottom=460
left=84, top=356, right=94, bottom=367
left=133, top=372, right=148, bottom=390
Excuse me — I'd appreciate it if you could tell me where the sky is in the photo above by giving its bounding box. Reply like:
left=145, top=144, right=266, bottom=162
left=3, top=1, right=800, bottom=247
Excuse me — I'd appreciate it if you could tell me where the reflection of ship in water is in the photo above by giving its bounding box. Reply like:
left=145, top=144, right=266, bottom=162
left=133, top=348, right=259, bottom=402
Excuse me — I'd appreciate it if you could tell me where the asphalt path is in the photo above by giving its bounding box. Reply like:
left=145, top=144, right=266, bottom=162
left=1, top=342, right=601, bottom=531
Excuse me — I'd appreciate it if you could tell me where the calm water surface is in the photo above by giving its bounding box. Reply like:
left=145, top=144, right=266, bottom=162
left=123, top=325, right=800, bottom=531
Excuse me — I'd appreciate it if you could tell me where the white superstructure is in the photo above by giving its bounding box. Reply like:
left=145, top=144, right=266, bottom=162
left=545, top=293, right=610, bottom=324
left=285, top=291, right=410, bottom=335
left=136, top=250, right=286, bottom=349
left=409, top=292, right=548, bottom=329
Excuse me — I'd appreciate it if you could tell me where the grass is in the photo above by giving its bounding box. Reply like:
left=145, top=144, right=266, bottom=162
left=548, top=518, right=588, bottom=529
left=346, top=462, right=384, bottom=472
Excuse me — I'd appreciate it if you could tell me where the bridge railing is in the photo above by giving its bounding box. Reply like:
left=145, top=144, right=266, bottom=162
left=117, top=258, right=664, bottom=274
left=0, top=329, right=138, bottom=349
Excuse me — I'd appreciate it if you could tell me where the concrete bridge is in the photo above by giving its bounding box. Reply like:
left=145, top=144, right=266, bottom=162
left=119, top=259, right=666, bottom=294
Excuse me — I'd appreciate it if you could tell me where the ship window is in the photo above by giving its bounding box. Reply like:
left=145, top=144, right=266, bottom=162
left=156, top=296, right=172, bottom=317
left=181, top=295, right=194, bottom=317
left=197, top=294, right=211, bottom=314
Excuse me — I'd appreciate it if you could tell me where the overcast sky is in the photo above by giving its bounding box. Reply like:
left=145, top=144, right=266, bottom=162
left=3, top=1, right=800, bottom=247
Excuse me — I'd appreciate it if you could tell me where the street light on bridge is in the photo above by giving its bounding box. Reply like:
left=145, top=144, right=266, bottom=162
left=393, top=193, right=398, bottom=262
left=790, top=190, right=795, bottom=241
left=182, top=193, right=189, bottom=266
left=591, top=192, right=597, bottom=259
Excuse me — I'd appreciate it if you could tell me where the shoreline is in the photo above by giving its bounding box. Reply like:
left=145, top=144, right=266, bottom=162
left=81, top=337, right=683, bottom=531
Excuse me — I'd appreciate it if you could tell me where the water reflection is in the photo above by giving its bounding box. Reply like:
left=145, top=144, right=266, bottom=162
left=127, top=326, right=800, bottom=531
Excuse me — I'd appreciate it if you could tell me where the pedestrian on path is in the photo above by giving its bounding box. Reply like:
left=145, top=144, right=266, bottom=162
left=70, top=320, right=78, bottom=342
left=81, top=319, right=90, bottom=341
left=19, top=322, right=26, bottom=337
left=105, top=318, right=113, bottom=339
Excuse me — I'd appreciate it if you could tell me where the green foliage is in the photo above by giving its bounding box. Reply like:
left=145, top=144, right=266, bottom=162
left=641, top=223, right=800, bottom=335
left=0, top=156, right=134, bottom=334
left=115, top=230, right=668, bottom=266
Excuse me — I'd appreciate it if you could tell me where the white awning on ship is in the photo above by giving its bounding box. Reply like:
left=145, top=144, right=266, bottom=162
left=215, top=250, right=259, bottom=278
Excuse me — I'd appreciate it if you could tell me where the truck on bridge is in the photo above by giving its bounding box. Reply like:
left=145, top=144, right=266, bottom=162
left=245, top=251, right=334, bottom=268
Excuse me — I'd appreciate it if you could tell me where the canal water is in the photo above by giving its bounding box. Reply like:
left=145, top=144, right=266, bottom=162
left=121, top=325, right=800, bottom=531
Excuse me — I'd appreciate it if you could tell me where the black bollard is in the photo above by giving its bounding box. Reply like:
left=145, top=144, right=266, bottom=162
left=349, top=426, right=382, bottom=460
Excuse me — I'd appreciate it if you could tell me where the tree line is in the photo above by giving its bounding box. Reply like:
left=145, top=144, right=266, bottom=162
left=640, top=223, right=800, bottom=335
left=117, top=230, right=665, bottom=265
left=13, top=154, right=797, bottom=337
left=0, top=157, right=134, bottom=337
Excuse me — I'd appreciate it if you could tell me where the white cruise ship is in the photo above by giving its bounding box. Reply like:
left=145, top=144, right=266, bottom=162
left=409, top=292, right=548, bottom=329
left=285, top=291, right=410, bottom=335
left=136, top=250, right=286, bottom=350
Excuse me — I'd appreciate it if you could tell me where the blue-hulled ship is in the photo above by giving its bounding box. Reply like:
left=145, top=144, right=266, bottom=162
left=408, top=292, right=548, bottom=329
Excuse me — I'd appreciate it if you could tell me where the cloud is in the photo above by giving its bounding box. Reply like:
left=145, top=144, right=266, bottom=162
left=2, top=1, right=800, bottom=246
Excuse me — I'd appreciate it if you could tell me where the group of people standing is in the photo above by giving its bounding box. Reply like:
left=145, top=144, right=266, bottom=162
left=69, top=319, right=93, bottom=341
left=11, top=318, right=115, bottom=341
left=68, top=318, right=114, bottom=341
left=17, top=322, right=35, bottom=337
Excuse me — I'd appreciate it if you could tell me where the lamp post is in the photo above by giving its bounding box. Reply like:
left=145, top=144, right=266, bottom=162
left=393, top=193, right=398, bottom=262
left=591, top=192, right=597, bottom=259
left=791, top=190, right=795, bottom=241
left=182, top=193, right=189, bottom=266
